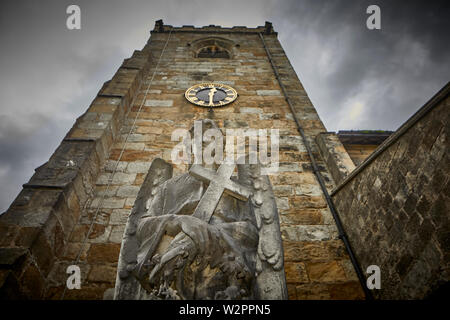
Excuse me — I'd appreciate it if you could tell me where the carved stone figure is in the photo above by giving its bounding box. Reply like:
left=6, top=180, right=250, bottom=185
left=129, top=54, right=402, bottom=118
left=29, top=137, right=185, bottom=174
left=114, top=120, right=287, bottom=300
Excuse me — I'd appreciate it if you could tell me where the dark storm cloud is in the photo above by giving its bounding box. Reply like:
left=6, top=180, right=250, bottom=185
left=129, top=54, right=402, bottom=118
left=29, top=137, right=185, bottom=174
left=0, top=0, right=449, bottom=212
left=0, top=0, right=133, bottom=212
left=271, top=0, right=450, bottom=130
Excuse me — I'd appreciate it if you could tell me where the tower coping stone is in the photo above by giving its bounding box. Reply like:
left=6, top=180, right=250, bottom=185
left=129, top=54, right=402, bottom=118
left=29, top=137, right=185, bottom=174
left=151, top=19, right=277, bottom=35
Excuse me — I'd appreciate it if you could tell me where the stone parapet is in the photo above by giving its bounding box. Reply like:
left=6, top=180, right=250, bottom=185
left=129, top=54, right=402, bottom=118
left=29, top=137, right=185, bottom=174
left=151, top=19, right=276, bottom=35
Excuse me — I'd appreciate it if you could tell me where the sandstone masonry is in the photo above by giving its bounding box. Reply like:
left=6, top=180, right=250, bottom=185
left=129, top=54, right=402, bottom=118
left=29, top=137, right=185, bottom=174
left=0, top=21, right=365, bottom=300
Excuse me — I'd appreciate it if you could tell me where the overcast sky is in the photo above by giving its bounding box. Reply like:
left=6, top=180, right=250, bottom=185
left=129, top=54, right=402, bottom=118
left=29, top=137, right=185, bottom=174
left=0, top=0, right=449, bottom=212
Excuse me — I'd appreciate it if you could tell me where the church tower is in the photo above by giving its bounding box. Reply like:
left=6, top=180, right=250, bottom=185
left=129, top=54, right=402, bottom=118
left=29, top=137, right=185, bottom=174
left=0, top=20, right=366, bottom=300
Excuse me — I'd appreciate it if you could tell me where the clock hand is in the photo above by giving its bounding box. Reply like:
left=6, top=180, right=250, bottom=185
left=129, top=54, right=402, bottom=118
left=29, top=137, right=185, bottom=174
left=208, top=87, right=217, bottom=106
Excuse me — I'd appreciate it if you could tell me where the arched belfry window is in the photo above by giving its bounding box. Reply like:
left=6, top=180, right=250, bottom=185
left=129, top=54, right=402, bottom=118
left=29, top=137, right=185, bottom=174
left=197, top=45, right=230, bottom=58
left=190, top=37, right=235, bottom=59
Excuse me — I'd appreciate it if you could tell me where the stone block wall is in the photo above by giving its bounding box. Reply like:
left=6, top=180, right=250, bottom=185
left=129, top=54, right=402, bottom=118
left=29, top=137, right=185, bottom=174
left=260, top=33, right=363, bottom=299
left=331, top=84, right=450, bottom=299
left=0, top=22, right=364, bottom=300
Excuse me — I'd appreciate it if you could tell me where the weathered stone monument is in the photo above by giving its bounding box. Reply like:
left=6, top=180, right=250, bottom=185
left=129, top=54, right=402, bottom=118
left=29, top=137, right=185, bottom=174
left=115, top=120, right=287, bottom=299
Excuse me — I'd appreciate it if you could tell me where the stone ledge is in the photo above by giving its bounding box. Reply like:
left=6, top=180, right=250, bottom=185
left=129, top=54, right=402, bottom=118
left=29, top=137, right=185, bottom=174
left=122, top=50, right=148, bottom=70
left=24, top=141, right=96, bottom=189
left=316, top=132, right=355, bottom=186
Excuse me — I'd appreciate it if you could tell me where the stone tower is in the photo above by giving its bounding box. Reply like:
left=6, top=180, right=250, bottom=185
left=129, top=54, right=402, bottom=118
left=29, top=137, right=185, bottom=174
left=0, top=20, right=366, bottom=300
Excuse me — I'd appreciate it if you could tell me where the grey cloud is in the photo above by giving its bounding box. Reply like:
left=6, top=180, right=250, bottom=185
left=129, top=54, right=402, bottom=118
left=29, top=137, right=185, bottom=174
left=272, top=0, right=449, bottom=130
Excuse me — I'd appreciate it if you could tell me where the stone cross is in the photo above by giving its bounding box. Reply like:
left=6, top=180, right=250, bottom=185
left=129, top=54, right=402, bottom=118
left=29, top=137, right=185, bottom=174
left=189, top=163, right=252, bottom=222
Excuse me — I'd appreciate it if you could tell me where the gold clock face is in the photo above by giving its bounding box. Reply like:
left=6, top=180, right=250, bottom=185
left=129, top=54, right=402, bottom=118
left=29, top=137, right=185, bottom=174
left=185, top=83, right=237, bottom=107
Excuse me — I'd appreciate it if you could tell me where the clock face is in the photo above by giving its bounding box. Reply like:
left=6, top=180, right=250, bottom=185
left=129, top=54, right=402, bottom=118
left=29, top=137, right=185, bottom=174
left=185, top=83, right=237, bottom=107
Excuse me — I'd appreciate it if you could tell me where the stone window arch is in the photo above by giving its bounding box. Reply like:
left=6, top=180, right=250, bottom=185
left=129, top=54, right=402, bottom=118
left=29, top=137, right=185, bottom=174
left=197, top=45, right=230, bottom=58
left=190, top=37, right=236, bottom=59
